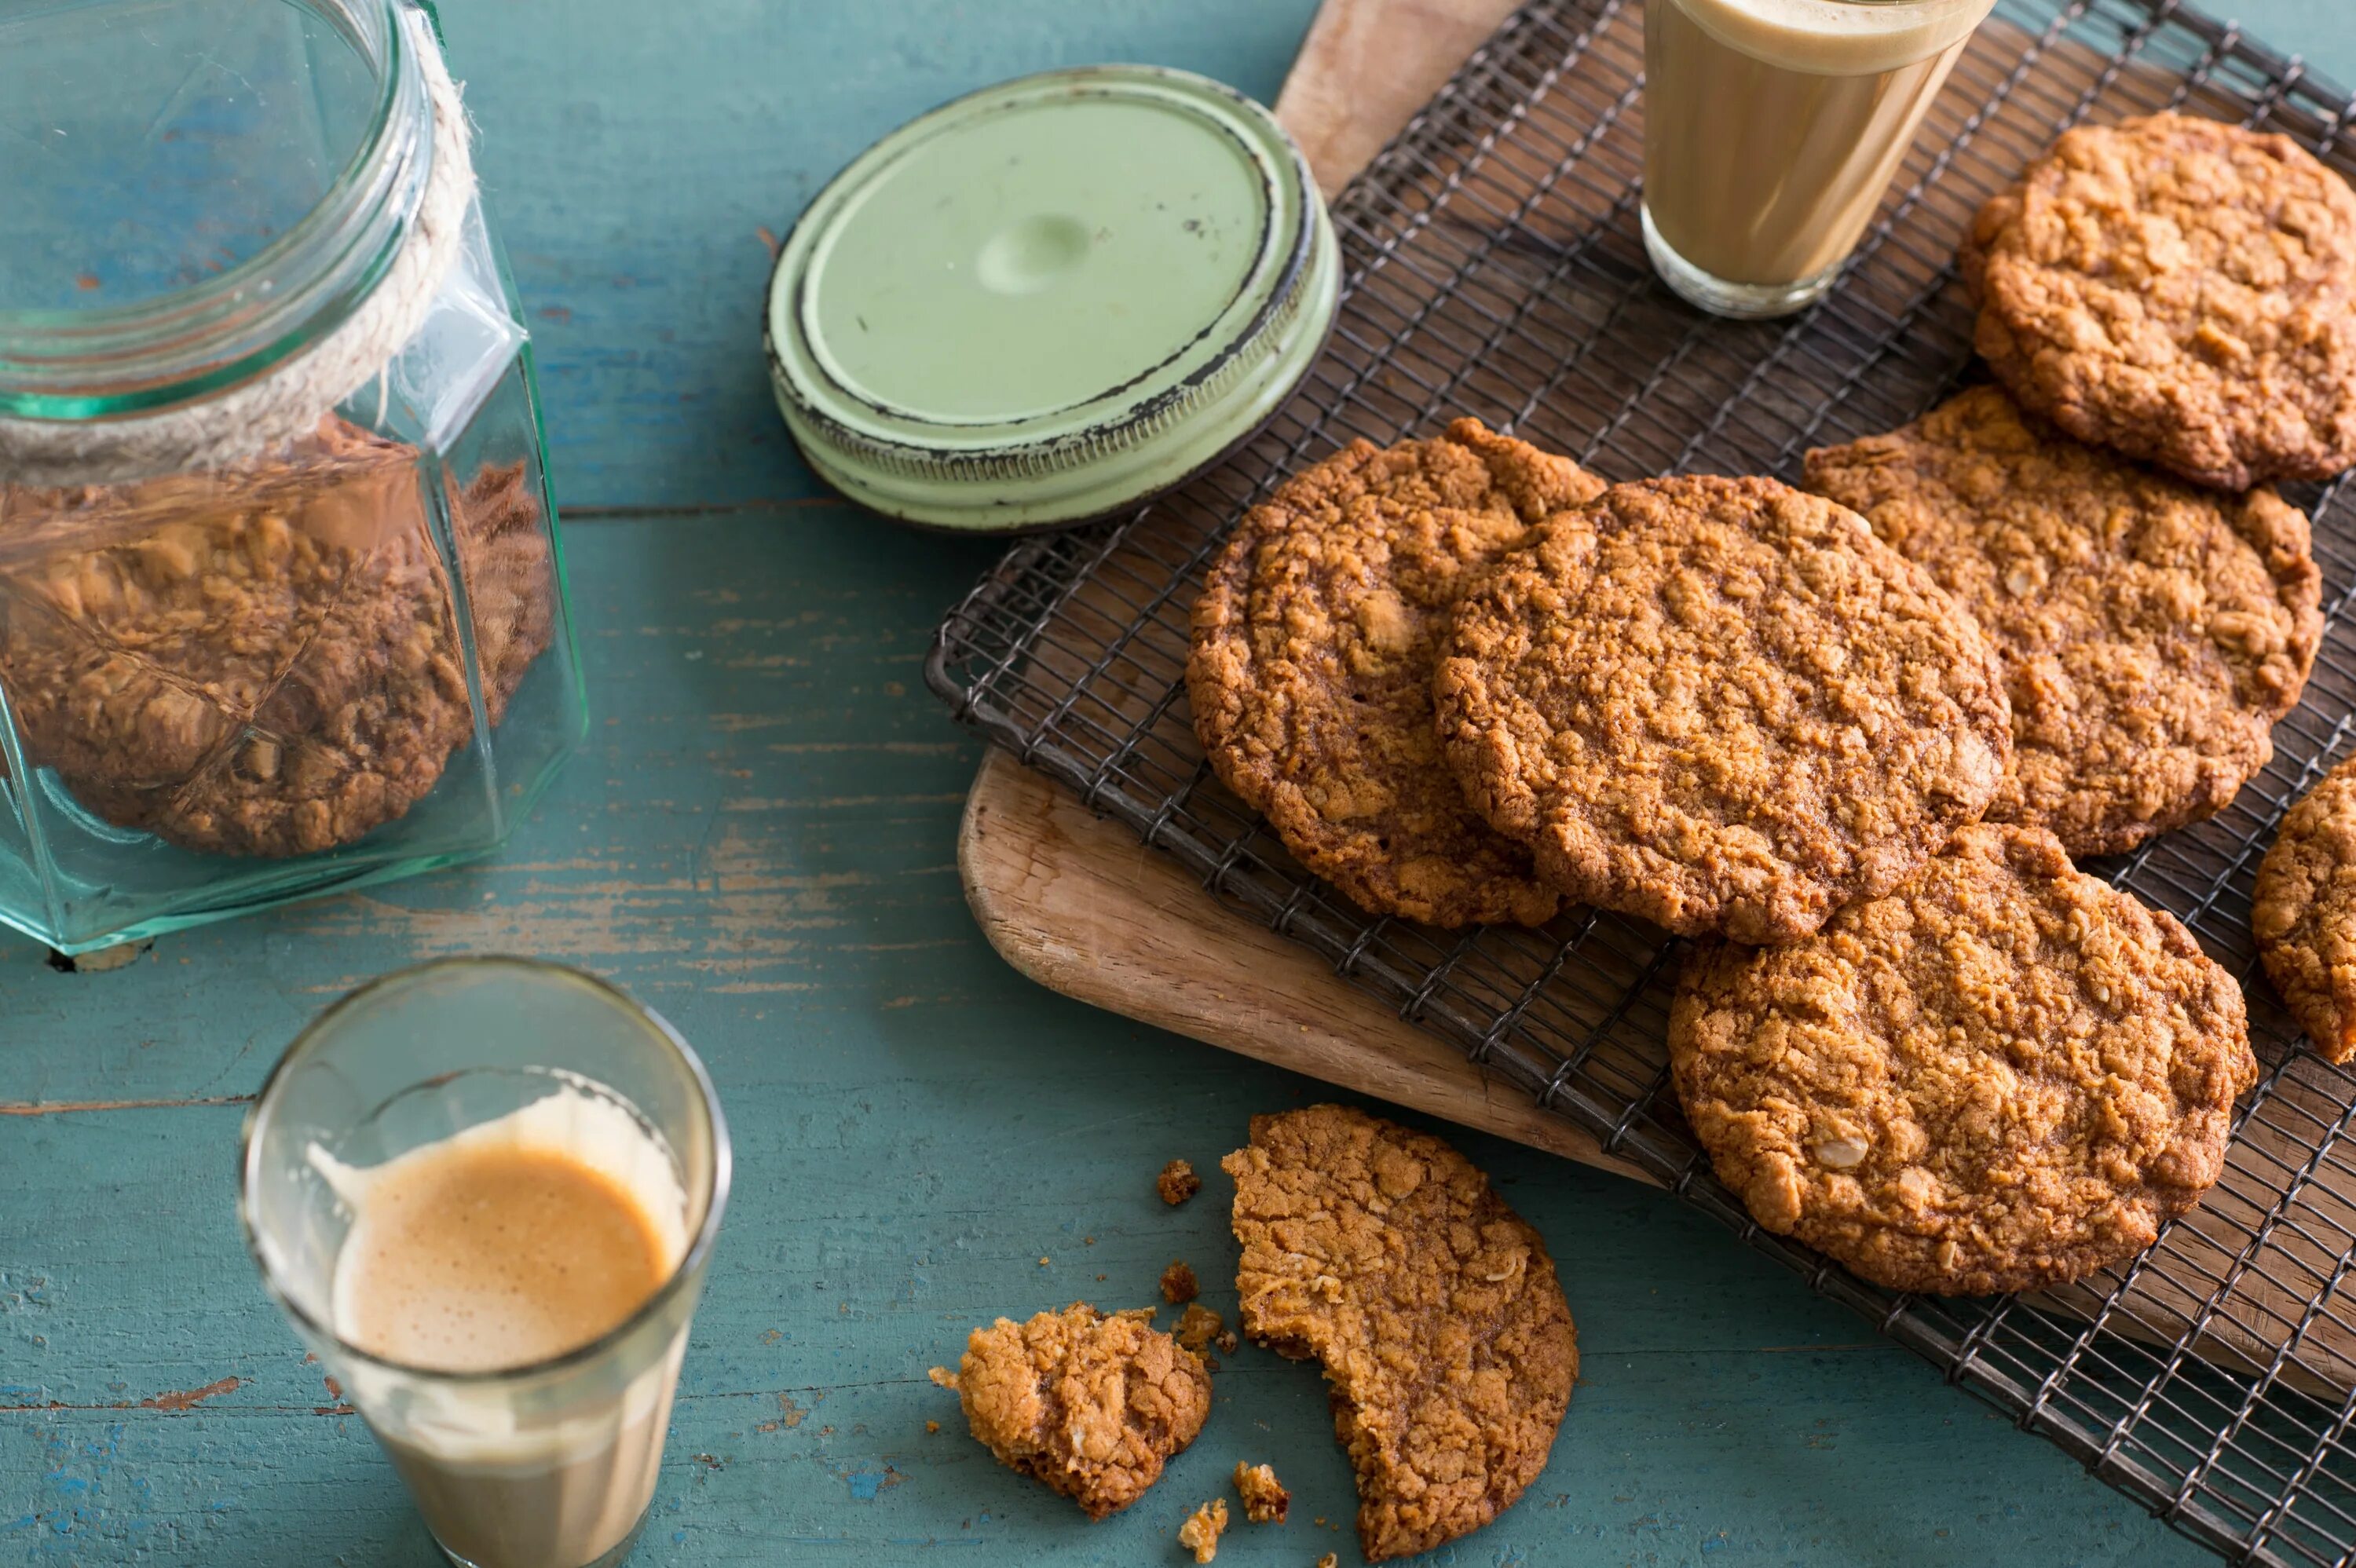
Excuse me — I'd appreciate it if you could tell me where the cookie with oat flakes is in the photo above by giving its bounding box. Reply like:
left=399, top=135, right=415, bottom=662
left=0, top=417, right=553, bottom=857
left=1187, top=419, right=1604, bottom=927
left=952, top=1302, right=1210, bottom=1519
left=1963, top=112, right=2356, bottom=491
left=1805, top=386, right=2320, bottom=857
left=1223, top=1105, right=1575, bottom=1562
left=1436, top=475, right=2011, bottom=945
left=1670, top=823, right=2256, bottom=1296
left=2254, top=753, right=2356, bottom=1062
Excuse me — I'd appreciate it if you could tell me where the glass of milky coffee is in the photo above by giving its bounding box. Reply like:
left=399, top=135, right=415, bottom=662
left=239, top=957, right=730, bottom=1568
left=1641, top=0, right=1997, bottom=318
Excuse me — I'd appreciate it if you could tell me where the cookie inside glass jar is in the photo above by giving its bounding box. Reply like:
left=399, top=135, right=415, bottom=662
left=0, top=416, right=553, bottom=857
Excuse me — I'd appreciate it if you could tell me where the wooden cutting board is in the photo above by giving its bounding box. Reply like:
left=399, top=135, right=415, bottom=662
left=957, top=0, right=1638, bottom=1180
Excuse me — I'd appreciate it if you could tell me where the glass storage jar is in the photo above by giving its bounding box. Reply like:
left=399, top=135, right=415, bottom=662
left=0, top=0, right=585, bottom=952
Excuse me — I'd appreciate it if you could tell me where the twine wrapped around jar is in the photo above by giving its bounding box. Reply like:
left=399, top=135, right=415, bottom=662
left=0, top=15, right=478, bottom=489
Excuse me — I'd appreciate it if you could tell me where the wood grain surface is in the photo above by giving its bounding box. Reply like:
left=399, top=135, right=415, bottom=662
left=961, top=749, right=1648, bottom=1178
left=0, top=0, right=2346, bottom=1564
left=1275, top=0, right=1522, bottom=192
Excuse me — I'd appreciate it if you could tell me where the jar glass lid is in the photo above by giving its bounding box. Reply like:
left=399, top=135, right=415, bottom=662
left=766, top=64, right=1340, bottom=533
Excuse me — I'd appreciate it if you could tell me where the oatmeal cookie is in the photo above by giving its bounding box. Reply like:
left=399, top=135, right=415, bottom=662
left=1223, top=1105, right=1575, bottom=1562
left=0, top=418, right=554, bottom=857
left=1805, top=386, right=2320, bottom=856
left=2254, top=754, right=2356, bottom=1062
left=953, top=1302, right=1211, bottom=1520
left=1963, top=112, right=2356, bottom=491
left=1670, top=824, right=2256, bottom=1296
left=1435, top=476, right=2011, bottom=945
left=1188, top=419, right=1604, bottom=927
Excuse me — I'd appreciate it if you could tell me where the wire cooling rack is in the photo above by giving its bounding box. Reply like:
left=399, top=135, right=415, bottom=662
left=925, top=2, right=2356, bottom=1560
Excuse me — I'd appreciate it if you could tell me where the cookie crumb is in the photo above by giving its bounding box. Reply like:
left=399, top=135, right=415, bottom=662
left=1233, top=1461, right=1290, bottom=1525
left=1160, top=1260, right=1200, bottom=1304
left=1177, top=1499, right=1228, bottom=1563
left=1038, top=1256, right=1051, bottom=1267
left=1213, top=1329, right=1238, bottom=1355
left=953, top=1303, right=1211, bottom=1519
left=925, top=1420, right=940, bottom=1434
left=1175, top=1301, right=1223, bottom=1354
left=1317, top=1555, right=1339, bottom=1568
left=927, top=1365, right=959, bottom=1391
left=1158, top=1159, right=1202, bottom=1205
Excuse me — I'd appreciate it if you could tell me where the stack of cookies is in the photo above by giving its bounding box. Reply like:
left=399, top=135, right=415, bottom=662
left=1189, top=111, right=2356, bottom=1298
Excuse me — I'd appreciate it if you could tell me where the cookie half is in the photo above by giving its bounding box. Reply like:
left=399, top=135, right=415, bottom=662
left=1806, top=386, right=2321, bottom=857
left=1964, top=111, right=2356, bottom=490
left=1188, top=419, right=1604, bottom=927
left=1435, top=475, right=2012, bottom=945
left=1670, top=824, right=2256, bottom=1296
left=1224, top=1105, right=1575, bottom=1562
left=2255, top=755, right=2356, bottom=1062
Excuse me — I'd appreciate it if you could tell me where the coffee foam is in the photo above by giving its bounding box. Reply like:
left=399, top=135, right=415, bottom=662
left=315, top=1081, right=689, bottom=1303
left=308, top=1080, right=689, bottom=1460
left=1666, top=0, right=1991, bottom=74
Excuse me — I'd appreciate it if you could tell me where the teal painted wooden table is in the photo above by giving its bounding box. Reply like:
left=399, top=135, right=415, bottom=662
left=3, top=2, right=2350, bottom=1564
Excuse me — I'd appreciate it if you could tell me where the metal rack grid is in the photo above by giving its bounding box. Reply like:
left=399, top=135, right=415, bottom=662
left=923, top=1, right=2356, bottom=1560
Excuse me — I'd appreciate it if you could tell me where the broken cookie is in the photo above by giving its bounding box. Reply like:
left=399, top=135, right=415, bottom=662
left=949, top=1302, right=1211, bottom=1519
left=1224, top=1105, right=1576, bottom=1562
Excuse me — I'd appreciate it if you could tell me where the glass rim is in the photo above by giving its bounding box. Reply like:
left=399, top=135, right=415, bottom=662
left=0, top=0, right=425, bottom=418
left=236, top=954, right=734, bottom=1387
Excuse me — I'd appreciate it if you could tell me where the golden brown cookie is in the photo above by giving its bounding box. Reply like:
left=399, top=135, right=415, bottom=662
left=2254, top=754, right=2356, bottom=1062
left=1805, top=386, right=2320, bottom=856
left=953, top=1302, right=1211, bottom=1520
left=1964, top=112, right=2356, bottom=491
left=1188, top=419, right=1604, bottom=927
left=1222, top=1105, right=1575, bottom=1562
left=0, top=419, right=554, bottom=857
left=1670, top=824, right=2256, bottom=1296
left=1435, top=475, right=2012, bottom=945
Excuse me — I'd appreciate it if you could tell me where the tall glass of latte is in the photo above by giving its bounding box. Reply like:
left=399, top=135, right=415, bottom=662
left=1642, top=0, right=1996, bottom=318
left=240, top=958, right=730, bottom=1568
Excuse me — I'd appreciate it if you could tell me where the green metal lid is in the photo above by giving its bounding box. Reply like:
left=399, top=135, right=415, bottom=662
left=766, top=65, right=1340, bottom=532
